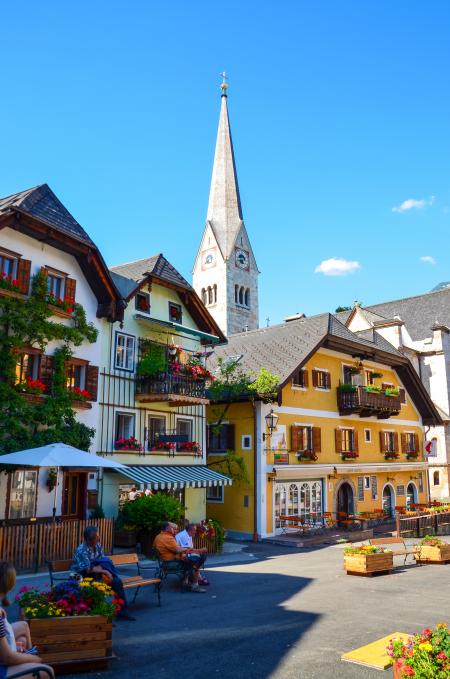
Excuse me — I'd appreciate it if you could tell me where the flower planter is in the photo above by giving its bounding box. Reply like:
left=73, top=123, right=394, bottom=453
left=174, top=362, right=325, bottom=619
left=344, top=551, right=393, bottom=576
left=415, top=543, right=450, bottom=564
left=70, top=399, right=92, bottom=410
left=114, top=529, right=137, bottom=548
left=26, top=614, right=112, bottom=672
left=47, top=304, right=72, bottom=319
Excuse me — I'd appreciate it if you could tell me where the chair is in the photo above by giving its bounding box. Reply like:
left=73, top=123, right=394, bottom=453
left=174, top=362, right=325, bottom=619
left=7, top=664, right=54, bottom=679
left=153, top=549, right=187, bottom=584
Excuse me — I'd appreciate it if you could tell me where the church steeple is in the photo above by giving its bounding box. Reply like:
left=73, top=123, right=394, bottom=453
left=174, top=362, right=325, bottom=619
left=192, top=76, right=259, bottom=337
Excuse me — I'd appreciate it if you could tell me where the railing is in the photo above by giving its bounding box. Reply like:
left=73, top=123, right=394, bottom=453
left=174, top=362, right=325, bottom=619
left=136, top=372, right=208, bottom=400
left=0, top=517, right=114, bottom=571
left=338, top=386, right=401, bottom=418
left=396, top=511, right=450, bottom=538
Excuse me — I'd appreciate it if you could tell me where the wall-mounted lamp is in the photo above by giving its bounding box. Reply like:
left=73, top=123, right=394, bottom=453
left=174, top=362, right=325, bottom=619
left=328, top=466, right=338, bottom=480
left=386, top=477, right=395, bottom=482
left=262, top=409, right=279, bottom=441
left=410, top=475, right=418, bottom=481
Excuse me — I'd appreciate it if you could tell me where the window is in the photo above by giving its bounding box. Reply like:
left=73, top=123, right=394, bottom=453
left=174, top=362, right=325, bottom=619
left=47, top=273, right=64, bottom=299
left=176, top=418, right=193, bottom=445
left=135, top=292, right=150, bottom=314
left=115, top=412, right=135, bottom=442
left=206, top=485, right=224, bottom=502
left=9, top=470, right=37, bottom=519
left=168, top=302, right=182, bottom=323
left=148, top=415, right=166, bottom=448
left=115, top=333, right=135, bottom=371
left=238, top=287, right=244, bottom=305
left=292, top=369, right=308, bottom=388
left=404, top=433, right=417, bottom=454
left=244, top=288, right=250, bottom=307
left=364, top=476, right=371, bottom=490
left=365, top=370, right=374, bottom=385
left=312, top=369, right=330, bottom=390
left=0, top=252, right=16, bottom=278
left=434, top=471, right=440, bottom=486
left=242, top=435, right=252, bottom=450
left=66, top=363, right=86, bottom=390
left=15, top=351, right=40, bottom=383
left=342, top=428, right=355, bottom=452
left=234, top=285, right=238, bottom=303
left=364, top=429, right=372, bottom=443
left=298, top=427, right=313, bottom=452
left=208, top=423, right=235, bottom=453
left=201, top=288, right=207, bottom=304
left=213, top=284, right=217, bottom=304
left=382, top=431, right=396, bottom=453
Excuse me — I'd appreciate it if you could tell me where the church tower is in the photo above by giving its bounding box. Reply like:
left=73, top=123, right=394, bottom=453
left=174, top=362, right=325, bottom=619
left=193, top=77, right=259, bottom=337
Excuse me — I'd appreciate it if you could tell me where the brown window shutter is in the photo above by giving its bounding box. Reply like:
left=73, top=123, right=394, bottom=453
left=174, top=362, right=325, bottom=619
left=325, top=372, right=331, bottom=389
left=39, top=355, right=54, bottom=394
left=414, top=433, right=419, bottom=453
left=335, top=428, right=342, bottom=453
left=302, top=369, right=309, bottom=388
left=85, top=365, right=99, bottom=401
left=379, top=431, right=386, bottom=453
left=41, top=266, right=48, bottom=277
left=393, top=432, right=399, bottom=453
left=312, top=427, right=321, bottom=453
left=353, top=430, right=359, bottom=453
left=226, top=424, right=235, bottom=450
left=291, top=425, right=300, bottom=451
left=399, top=388, right=406, bottom=404
left=401, top=433, right=407, bottom=453
left=312, top=369, right=318, bottom=387
left=64, top=278, right=76, bottom=306
left=16, top=259, right=31, bottom=295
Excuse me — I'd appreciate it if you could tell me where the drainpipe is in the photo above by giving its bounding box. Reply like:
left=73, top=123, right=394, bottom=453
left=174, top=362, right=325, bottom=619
left=424, top=424, right=431, bottom=504
left=252, top=400, right=259, bottom=542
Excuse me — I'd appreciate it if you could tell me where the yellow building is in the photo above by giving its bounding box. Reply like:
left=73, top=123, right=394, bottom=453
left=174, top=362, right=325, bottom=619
left=206, top=313, right=441, bottom=539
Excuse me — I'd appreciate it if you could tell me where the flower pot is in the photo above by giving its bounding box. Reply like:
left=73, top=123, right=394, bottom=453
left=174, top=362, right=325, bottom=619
left=344, top=551, right=393, bottom=576
left=415, top=543, right=450, bottom=564
left=114, top=529, right=137, bottom=548
left=26, top=614, right=112, bottom=670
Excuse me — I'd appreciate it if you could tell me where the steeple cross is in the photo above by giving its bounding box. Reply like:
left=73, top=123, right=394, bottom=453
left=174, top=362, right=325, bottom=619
left=220, top=71, right=228, bottom=84
left=219, top=71, right=229, bottom=94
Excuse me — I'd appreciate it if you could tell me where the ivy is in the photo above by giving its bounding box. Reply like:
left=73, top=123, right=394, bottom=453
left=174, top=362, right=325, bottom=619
left=0, top=271, right=97, bottom=455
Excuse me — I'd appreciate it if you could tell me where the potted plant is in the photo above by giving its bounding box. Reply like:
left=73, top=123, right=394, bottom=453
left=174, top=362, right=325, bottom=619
left=365, top=385, right=382, bottom=393
left=343, top=544, right=393, bottom=575
left=45, top=294, right=73, bottom=314
left=385, top=387, right=400, bottom=397
left=178, top=441, right=201, bottom=454
left=122, top=492, right=184, bottom=556
left=16, top=579, right=121, bottom=670
left=15, top=376, right=46, bottom=395
left=137, top=343, right=167, bottom=377
left=46, top=468, right=57, bottom=492
left=338, top=383, right=357, bottom=393
left=297, top=450, right=318, bottom=461
left=0, top=273, right=21, bottom=293
left=115, top=436, right=143, bottom=451
left=414, top=535, right=450, bottom=564
left=341, top=452, right=359, bottom=460
left=387, top=623, right=450, bottom=677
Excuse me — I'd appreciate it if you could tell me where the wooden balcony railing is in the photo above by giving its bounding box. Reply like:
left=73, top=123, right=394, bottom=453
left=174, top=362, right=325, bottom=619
left=337, top=386, right=401, bottom=419
left=135, top=372, right=209, bottom=406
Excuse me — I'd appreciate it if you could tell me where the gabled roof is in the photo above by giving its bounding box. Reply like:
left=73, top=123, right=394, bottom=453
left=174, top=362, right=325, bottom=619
left=111, top=254, right=191, bottom=290
left=212, top=313, right=441, bottom=424
left=0, top=184, right=94, bottom=245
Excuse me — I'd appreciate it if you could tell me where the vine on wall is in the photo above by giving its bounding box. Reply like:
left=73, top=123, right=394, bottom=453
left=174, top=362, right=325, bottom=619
left=0, top=271, right=98, bottom=455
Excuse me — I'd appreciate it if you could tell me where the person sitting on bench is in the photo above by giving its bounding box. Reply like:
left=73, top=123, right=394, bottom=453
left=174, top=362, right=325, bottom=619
left=176, top=523, right=209, bottom=585
left=154, top=522, right=206, bottom=593
left=72, top=526, right=135, bottom=621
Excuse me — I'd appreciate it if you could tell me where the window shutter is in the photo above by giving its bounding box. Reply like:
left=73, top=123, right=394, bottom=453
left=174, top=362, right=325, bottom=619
left=325, top=372, right=331, bottom=389
left=414, top=433, right=419, bottom=454
left=226, top=424, right=235, bottom=451
left=312, top=369, right=318, bottom=387
left=371, top=475, right=378, bottom=500
left=399, top=388, right=406, bottom=404
left=357, top=477, right=364, bottom=501
left=85, top=365, right=99, bottom=401
left=379, top=431, right=386, bottom=453
left=302, top=369, right=309, bottom=388
left=64, top=278, right=76, bottom=306
left=39, top=355, right=53, bottom=394
left=335, top=428, right=343, bottom=453
left=291, top=425, right=300, bottom=451
left=353, top=430, right=359, bottom=453
left=393, top=432, right=399, bottom=453
left=401, top=433, right=407, bottom=453
left=16, top=259, right=31, bottom=295
left=312, top=427, right=321, bottom=453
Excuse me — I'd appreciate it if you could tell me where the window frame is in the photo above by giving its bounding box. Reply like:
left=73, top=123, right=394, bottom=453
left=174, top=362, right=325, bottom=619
left=135, top=292, right=151, bottom=315
left=364, top=476, right=371, bottom=490
left=114, top=331, right=136, bottom=372
left=384, top=431, right=396, bottom=453
left=206, top=485, right=224, bottom=503
left=241, top=434, right=252, bottom=450
left=147, top=414, right=167, bottom=449
left=292, top=369, right=307, bottom=390
left=341, top=428, right=355, bottom=453
left=15, top=349, right=41, bottom=383
left=364, top=428, right=372, bottom=443
left=168, top=301, right=182, bottom=324
left=176, top=417, right=194, bottom=451
left=0, top=250, right=18, bottom=279
left=115, top=411, right=136, bottom=443
left=314, top=369, right=330, bottom=390
left=8, top=469, right=38, bottom=519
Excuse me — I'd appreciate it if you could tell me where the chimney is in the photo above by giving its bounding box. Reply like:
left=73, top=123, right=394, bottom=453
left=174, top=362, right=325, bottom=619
left=285, top=313, right=306, bottom=323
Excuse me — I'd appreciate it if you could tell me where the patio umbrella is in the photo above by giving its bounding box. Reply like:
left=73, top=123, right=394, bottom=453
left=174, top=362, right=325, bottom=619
left=0, top=442, right=125, bottom=517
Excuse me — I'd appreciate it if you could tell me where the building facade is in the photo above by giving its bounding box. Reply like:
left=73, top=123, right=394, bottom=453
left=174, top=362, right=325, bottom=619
left=193, top=82, right=259, bottom=337
left=98, top=254, right=230, bottom=521
left=0, top=184, right=120, bottom=520
left=206, top=314, right=441, bottom=539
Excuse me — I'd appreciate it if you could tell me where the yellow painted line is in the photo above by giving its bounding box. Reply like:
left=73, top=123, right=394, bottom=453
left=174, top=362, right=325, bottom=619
left=341, top=632, right=411, bottom=670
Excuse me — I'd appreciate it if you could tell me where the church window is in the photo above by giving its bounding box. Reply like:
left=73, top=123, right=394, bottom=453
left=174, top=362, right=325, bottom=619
left=213, top=284, right=217, bottom=303
left=244, top=288, right=250, bottom=307
left=207, top=286, right=213, bottom=305
left=434, top=471, right=440, bottom=486
left=201, top=288, right=207, bottom=304
left=235, top=285, right=239, bottom=304
left=239, top=287, right=244, bottom=305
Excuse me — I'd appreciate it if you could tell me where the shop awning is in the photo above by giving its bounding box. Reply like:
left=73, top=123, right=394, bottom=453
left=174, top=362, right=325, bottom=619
left=134, top=314, right=221, bottom=343
left=114, top=464, right=232, bottom=490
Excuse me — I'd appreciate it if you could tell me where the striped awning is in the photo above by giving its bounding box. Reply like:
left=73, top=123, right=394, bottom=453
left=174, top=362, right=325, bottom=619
left=115, top=465, right=232, bottom=490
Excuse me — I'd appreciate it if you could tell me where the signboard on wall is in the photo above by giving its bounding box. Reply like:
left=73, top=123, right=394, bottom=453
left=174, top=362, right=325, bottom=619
left=270, top=425, right=288, bottom=452
left=396, top=485, right=405, bottom=496
left=357, top=477, right=364, bottom=501
left=274, top=452, right=289, bottom=464
left=371, top=476, right=378, bottom=500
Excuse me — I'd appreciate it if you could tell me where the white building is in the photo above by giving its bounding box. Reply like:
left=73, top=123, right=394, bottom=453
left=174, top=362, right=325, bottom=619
left=0, top=184, right=121, bottom=520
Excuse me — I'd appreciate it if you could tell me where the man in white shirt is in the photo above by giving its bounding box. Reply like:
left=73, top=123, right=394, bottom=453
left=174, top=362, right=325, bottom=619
left=127, top=487, right=138, bottom=501
left=175, top=524, right=208, bottom=572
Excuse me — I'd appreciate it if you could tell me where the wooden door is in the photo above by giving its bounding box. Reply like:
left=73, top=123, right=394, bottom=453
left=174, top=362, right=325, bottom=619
left=62, top=472, right=87, bottom=518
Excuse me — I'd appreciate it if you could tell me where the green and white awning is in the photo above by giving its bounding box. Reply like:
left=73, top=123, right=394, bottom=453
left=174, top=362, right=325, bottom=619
left=116, top=465, right=232, bottom=490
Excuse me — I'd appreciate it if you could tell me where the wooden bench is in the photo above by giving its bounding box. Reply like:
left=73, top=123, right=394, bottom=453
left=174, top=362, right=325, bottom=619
left=279, top=515, right=308, bottom=534
left=369, top=537, right=416, bottom=565
left=47, top=553, right=161, bottom=606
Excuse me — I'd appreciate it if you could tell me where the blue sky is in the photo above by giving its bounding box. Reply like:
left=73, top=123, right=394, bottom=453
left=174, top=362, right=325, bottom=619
left=1, top=1, right=449, bottom=324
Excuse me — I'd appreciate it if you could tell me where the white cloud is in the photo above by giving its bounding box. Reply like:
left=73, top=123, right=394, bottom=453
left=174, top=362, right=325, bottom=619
left=314, top=258, right=361, bottom=276
left=420, top=255, right=436, bottom=265
left=392, top=196, right=435, bottom=213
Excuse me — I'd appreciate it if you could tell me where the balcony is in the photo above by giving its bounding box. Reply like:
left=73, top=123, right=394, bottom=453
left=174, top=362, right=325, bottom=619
left=135, top=372, right=209, bottom=406
left=337, top=385, right=401, bottom=419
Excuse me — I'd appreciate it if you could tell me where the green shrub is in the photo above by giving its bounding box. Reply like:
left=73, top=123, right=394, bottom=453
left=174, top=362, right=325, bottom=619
left=137, top=344, right=167, bottom=376
left=209, top=517, right=225, bottom=548
left=122, top=493, right=184, bottom=534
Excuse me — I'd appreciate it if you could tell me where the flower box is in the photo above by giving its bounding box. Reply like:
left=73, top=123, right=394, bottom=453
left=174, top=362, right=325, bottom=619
left=71, top=399, right=92, bottom=410
left=26, top=614, right=112, bottom=670
left=415, top=543, right=450, bottom=564
left=344, top=551, right=393, bottom=576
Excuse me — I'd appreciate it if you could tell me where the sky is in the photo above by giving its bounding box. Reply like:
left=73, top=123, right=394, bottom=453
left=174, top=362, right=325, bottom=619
left=1, top=1, right=450, bottom=325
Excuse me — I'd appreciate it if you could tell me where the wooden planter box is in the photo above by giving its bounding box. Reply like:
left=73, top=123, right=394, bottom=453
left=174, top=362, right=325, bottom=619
left=27, top=614, right=112, bottom=673
left=415, top=543, right=450, bottom=564
left=344, top=551, right=393, bottom=576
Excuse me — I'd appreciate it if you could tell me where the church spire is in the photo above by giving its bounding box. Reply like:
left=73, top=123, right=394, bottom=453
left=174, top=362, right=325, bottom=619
left=206, top=74, right=243, bottom=257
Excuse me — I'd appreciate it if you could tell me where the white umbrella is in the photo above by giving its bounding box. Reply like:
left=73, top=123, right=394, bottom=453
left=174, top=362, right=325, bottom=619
left=0, top=443, right=125, bottom=517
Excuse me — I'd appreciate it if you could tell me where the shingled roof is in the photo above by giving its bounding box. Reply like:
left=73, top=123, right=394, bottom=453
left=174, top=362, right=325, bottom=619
left=0, top=184, right=94, bottom=245
left=110, top=254, right=191, bottom=291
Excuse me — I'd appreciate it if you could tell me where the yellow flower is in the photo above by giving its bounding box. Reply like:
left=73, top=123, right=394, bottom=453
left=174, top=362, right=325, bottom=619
left=419, top=643, right=433, bottom=652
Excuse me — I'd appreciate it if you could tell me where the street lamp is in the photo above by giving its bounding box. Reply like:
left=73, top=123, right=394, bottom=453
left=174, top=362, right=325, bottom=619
left=263, top=410, right=279, bottom=440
